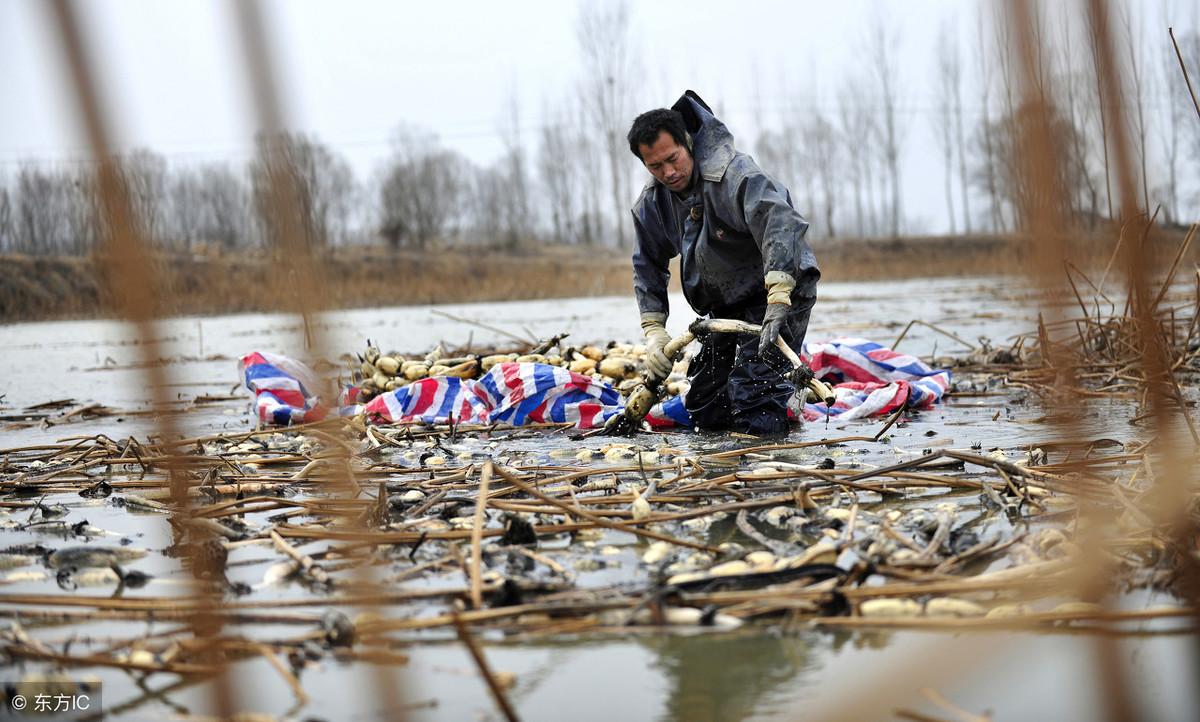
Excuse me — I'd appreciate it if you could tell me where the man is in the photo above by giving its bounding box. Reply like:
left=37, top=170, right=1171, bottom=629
left=627, top=90, right=819, bottom=437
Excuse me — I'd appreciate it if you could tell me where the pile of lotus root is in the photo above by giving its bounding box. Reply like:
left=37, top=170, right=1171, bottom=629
left=348, top=337, right=688, bottom=403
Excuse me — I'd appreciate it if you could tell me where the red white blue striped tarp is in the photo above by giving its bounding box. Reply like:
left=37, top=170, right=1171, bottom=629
left=239, top=351, right=330, bottom=425
left=239, top=339, right=950, bottom=429
left=362, top=362, right=625, bottom=428
left=800, top=338, right=951, bottom=420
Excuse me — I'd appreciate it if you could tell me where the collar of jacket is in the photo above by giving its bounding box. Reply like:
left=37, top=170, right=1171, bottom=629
left=671, top=90, right=735, bottom=183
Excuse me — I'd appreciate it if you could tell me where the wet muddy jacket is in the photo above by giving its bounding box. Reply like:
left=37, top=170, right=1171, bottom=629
left=631, top=91, right=819, bottom=319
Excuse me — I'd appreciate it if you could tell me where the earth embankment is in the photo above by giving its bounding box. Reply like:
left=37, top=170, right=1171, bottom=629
left=1, top=229, right=1188, bottom=323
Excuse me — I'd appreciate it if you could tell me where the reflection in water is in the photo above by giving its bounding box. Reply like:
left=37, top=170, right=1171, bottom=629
left=638, top=629, right=825, bottom=722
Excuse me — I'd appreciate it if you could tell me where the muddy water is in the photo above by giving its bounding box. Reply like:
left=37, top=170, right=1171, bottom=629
left=2, top=276, right=1197, bottom=721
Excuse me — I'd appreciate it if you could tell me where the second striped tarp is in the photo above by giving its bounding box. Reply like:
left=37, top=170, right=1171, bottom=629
left=241, top=337, right=950, bottom=430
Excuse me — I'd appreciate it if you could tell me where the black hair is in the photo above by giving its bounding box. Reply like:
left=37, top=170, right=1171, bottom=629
left=627, top=108, right=690, bottom=160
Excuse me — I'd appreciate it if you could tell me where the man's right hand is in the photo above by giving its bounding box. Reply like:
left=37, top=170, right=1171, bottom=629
left=640, top=314, right=674, bottom=380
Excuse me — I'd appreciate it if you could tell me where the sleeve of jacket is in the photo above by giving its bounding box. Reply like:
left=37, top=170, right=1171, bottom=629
left=727, top=159, right=820, bottom=298
left=630, top=197, right=673, bottom=318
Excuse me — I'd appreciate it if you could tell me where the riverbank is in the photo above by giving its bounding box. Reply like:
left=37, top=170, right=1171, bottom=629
left=1, top=228, right=1188, bottom=323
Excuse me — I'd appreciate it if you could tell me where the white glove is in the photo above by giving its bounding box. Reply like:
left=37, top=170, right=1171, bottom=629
left=640, top=313, right=673, bottom=380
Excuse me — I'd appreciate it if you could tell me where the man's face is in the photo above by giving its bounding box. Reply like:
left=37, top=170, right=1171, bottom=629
left=638, top=130, right=693, bottom=193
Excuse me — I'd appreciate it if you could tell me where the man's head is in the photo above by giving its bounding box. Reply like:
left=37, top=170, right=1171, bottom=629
left=627, top=108, right=694, bottom=193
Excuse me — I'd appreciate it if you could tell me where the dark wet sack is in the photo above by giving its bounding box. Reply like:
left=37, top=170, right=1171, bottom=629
left=685, top=332, right=795, bottom=436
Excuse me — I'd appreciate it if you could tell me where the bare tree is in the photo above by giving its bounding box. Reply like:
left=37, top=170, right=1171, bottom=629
left=15, top=165, right=53, bottom=253
left=994, top=4, right=1018, bottom=123
left=0, top=180, right=12, bottom=252
left=171, top=163, right=252, bottom=250
left=807, top=112, right=839, bottom=238
left=975, top=6, right=1004, bottom=232
left=197, top=164, right=251, bottom=250
left=1158, top=7, right=1187, bottom=224
left=117, top=148, right=167, bottom=245
left=16, top=164, right=73, bottom=254
left=1186, top=31, right=1200, bottom=173
left=837, top=82, right=871, bottom=237
left=1057, top=8, right=1101, bottom=226
left=869, top=13, right=903, bottom=236
left=832, top=74, right=885, bottom=238
left=250, top=132, right=354, bottom=251
left=756, top=131, right=799, bottom=199
left=946, top=17, right=971, bottom=234
left=573, top=99, right=605, bottom=246
left=470, top=164, right=507, bottom=246
left=1181, top=29, right=1200, bottom=184
left=754, top=78, right=820, bottom=234
left=167, top=167, right=205, bottom=250
left=756, top=121, right=811, bottom=231
left=575, top=0, right=638, bottom=247
left=1120, top=7, right=1151, bottom=214
left=1085, top=3, right=1114, bottom=219
left=538, top=102, right=582, bottom=244
left=497, top=88, right=532, bottom=250
left=979, top=101, right=1088, bottom=231
left=861, top=96, right=883, bottom=236
left=303, top=140, right=354, bottom=248
left=1028, top=3, right=1051, bottom=107
left=63, top=170, right=100, bottom=255
left=378, top=125, right=467, bottom=250
left=934, top=20, right=958, bottom=234
left=993, top=2, right=1025, bottom=232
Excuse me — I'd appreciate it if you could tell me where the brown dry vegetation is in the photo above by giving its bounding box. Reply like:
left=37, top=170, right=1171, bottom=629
left=811, top=224, right=1193, bottom=282
left=0, top=245, right=631, bottom=323
left=0, top=227, right=1191, bottom=323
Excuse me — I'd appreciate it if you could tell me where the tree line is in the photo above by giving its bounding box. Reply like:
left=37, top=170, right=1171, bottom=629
left=0, top=3, right=1196, bottom=257
left=754, top=5, right=1200, bottom=239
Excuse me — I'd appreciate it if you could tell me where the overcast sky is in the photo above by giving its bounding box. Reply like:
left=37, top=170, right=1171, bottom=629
left=0, top=0, right=1192, bottom=234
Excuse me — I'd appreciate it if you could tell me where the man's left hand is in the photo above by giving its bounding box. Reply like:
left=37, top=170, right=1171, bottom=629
left=759, top=303, right=789, bottom=356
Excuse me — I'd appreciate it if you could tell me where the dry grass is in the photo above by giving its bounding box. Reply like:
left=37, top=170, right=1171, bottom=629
left=0, top=245, right=632, bottom=323
left=1, top=227, right=1192, bottom=323
left=813, top=224, right=1193, bottom=282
